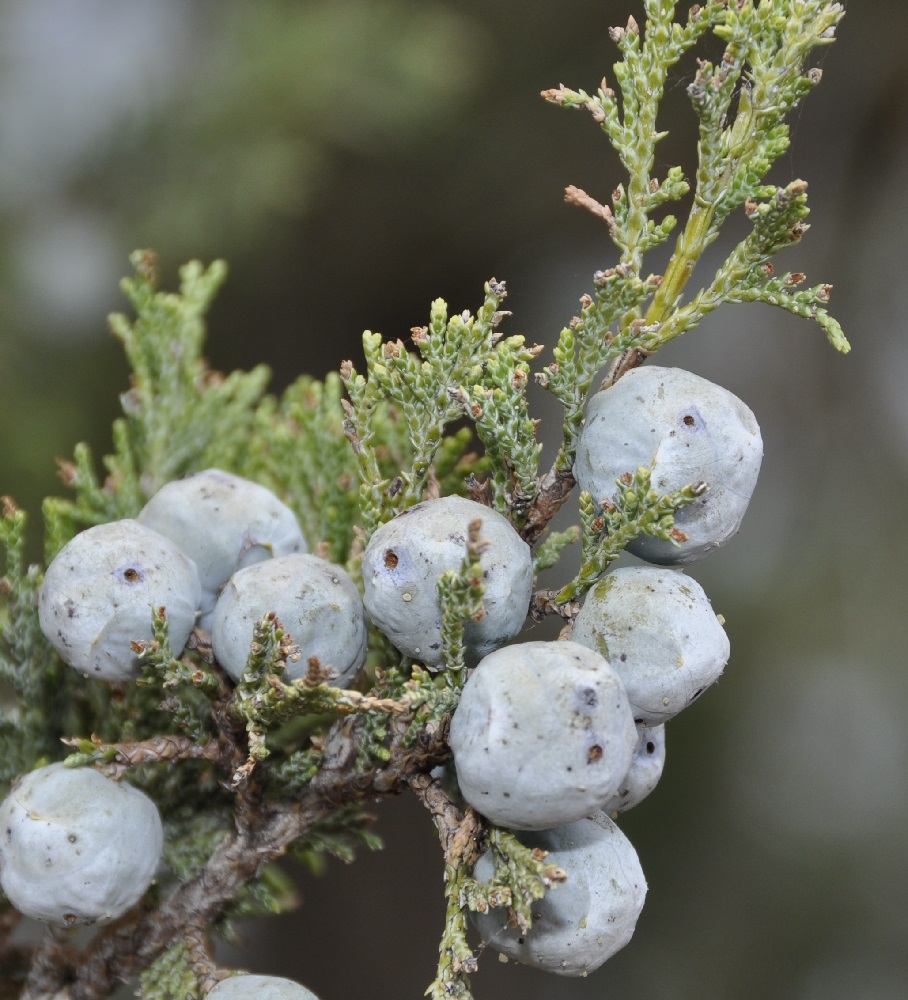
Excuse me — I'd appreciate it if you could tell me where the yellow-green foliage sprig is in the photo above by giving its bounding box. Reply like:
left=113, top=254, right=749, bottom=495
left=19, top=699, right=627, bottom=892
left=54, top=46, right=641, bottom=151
left=341, top=281, right=536, bottom=536
left=535, top=266, right=653, bottom=475
left=138, top=944, right=201, bottom=1000
left=236, top=373, right=362, bottom=568
left=133, top=607, right=222, bottom=748
left=429, top=824, right=568, bottom=998
left=42, top=252, right=272, bottom=559
left=539, top=1, right=848, bottom=487
left=644, top=0, right=847, bottom=342
left=0, top=500, right=61, bottom=789
left=556, top=468, right=706, bottom=604
left=436, top=518, right=488, bottom=680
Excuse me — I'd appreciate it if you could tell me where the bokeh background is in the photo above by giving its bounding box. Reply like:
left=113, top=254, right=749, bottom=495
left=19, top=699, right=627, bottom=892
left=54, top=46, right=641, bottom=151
left=2, top=1, right=907, bottom=998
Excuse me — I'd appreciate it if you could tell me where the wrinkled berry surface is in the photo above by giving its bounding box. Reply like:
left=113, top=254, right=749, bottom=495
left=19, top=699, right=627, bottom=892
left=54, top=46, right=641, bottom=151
left=602, top=723, right=666, bottom=815
left=207, top=975, right=321, bottom=1000
left=450, top=640, right=637, bottom=829
left=139, top=468, right=307, bottom=627
left=471, top=812, right=647, bottom=975
left=361, top=495, right=533, bottom=667
left=572, top=566, right=729, bottom=723
left=212, top=553, right=367, bottom=686
left=39, top=519, right=201, bottom=681
left=574, top=366, right=762, bottom=563
left=0, top=763, right=163, bottom=925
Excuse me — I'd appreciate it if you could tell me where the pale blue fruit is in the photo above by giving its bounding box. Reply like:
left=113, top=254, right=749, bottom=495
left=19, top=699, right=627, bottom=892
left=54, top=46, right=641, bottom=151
left=0, top=763, right=163, bottom=924
left=449, top=640, right=637, bottom=830
left=207, top=976, right=320, bottom=1000
left=361, top=496, right=533, bottom=668
left=601, top=724, right=666, bottom=816
left=572, top=566, right=729, bottom=724
left=39, top=519, right=201, bottom=682
left=211, top=553, right=366, bottom=686
left=574, top=366, right=762, bottom=563
left=471, top=812, right=646, bottom=976
left=138, top=469, right=307, bottom=628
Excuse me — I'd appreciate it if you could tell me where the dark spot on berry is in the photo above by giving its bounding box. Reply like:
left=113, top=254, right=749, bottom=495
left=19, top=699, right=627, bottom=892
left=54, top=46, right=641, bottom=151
left=645, top=741, right=656, bottom=755
left=577, top=686, right=598, bottom=708
left=587, top=745, right=603, bottom=763
left=620, top=653, right=627, bottom=662
left=683, top=414, right=696, bottom=426
left=384, top=550, right=399, bottom=569
left=119, top=566, right=143, bottom=584
left=68, top=833, right=78, bottom=843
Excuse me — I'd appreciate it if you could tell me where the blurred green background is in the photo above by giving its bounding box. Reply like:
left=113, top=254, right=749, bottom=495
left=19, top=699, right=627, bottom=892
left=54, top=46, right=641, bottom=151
left=2, top=1, right=907, bottom=998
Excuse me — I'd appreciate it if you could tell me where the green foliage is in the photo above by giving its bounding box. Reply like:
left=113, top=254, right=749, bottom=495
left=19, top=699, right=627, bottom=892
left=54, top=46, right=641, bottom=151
left=163, top=806, right=234, bottom=884
left=219, top=862, right=299, bottom=929
left=532, top=525, right=580, bottom=573
left=42, top=251, right=271, bottom=560
left=557, top=468, right=707, bottom=603
left=287, top=803, right=383, bottom=870
left=542, top=0, right=849, bottom=369
left=340, top=282, right=539, bottom=535
left=657, top=179, right=848, bottom=350
left=139, top=943, right=201, bottom=1000
left=135, top=606, right=223, bottom=745
left=545, top=3, right=720, bottom=271
left=465, top=826, right=567, bottom=936
left=231, top=614, right=306, bottom=768
left=239, top=374, right=361, bottom=567
left=0, top=500, right=61, bottom=790
left=535, top=267, right=654, bottom=474
left=427, top=863, right=480, bottom=999
left=428, top=825, right=567, bottom=998
left=436, top=519, right=488, bottom=678
left=231, top=614, right=411, bottom=774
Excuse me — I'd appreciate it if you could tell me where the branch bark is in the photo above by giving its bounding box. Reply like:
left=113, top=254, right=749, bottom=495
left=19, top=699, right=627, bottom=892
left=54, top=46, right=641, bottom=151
left=520, top=466, right=576, bottom=546
left=23, top=714, right=450, bottom=1000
